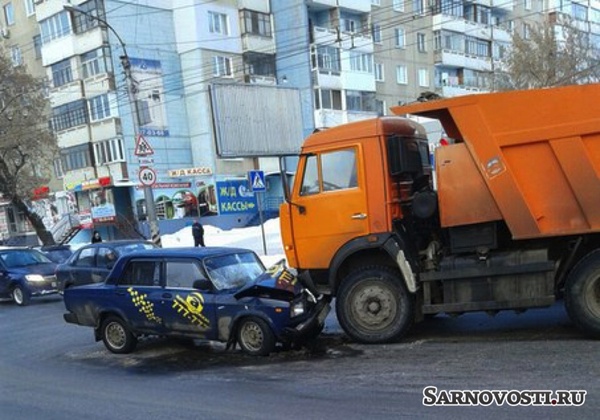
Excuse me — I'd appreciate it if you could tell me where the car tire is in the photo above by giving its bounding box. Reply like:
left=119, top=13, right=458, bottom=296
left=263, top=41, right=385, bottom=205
left=236, top=317, right=276, bottom=356
left=336, top=265, right=415, bottom=344
left=12, top=285, right=31, bottom=306
left=101, top=315, right=138, bottom=354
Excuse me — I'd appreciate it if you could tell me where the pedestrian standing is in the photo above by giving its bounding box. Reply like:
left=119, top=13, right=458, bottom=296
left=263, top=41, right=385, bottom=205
left=91, top=230, right=102, bottom=243
left=192, top=219, right=205, bottom=247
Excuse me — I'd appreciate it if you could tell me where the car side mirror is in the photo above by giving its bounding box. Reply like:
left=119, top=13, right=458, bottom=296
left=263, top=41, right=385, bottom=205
left=193, top=279, right=212, bottom=291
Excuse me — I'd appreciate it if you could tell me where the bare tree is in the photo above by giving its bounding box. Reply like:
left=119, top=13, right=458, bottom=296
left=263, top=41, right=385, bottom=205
left=0, top=48, right=58, bottom=245
left=495, top=16, right=600, bottom=90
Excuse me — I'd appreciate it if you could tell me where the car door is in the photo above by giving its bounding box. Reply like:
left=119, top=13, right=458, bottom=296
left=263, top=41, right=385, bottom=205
left=92, top=247, right=115, bottom=283
left=112, top=258, right=166, bottom=334
left=157, top=258, right=216, bottom=339
left=289, top=147, right=369, bottom=269
left=67, top=247, right=96, bottom=286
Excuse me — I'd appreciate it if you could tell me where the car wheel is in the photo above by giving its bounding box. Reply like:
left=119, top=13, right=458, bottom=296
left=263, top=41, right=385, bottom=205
left=101, top=315, right=138, bottom=354
left=12, top=285, right=31, bottom=306
left=237, top=317, right=275, bottom=356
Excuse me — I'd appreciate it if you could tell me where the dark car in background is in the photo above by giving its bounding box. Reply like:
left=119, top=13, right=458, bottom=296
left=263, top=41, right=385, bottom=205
left=36, top=244, right=73, bottom=264
left=0, top=247, right=58, bottom=306
left=55, top=240, right=157, bottom=292
left=63, top=247, right=330, bottom=356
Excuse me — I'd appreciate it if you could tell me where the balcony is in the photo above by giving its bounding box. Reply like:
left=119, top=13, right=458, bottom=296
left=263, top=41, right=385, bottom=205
left=435, top=49, right=492, bottom=72
left=50, top=80, right=84, bottom=108
left=244, top=74, right=277, bottom=86
left=432, top=15, right=511, bottom=43
left=241, top=33, right=276, bottom=54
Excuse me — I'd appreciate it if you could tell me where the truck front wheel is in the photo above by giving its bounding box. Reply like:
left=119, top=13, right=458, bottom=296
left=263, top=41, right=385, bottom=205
left=336, top=266, right=414, bottom=344
left=565, top=250, right=600, bottom=338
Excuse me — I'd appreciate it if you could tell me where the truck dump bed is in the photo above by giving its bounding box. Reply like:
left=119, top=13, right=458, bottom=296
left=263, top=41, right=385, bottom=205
left=391, top=84, right=600, bottom=239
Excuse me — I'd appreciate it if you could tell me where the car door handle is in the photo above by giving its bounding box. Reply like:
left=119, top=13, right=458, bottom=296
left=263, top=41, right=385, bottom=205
left=351, top=213, right=367, bottom=220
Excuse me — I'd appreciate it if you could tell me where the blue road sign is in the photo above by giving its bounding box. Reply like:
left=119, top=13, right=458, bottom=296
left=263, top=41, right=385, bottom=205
left=249, top=170, right=266, bottom=192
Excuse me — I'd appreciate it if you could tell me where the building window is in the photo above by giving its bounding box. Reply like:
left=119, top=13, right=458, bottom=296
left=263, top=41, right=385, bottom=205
left=523, top=23, right=530, bottom=40
left=241, top=9, right=271, bottom=37
left=213, top=56, right=233, bottom=77
left=243, top=52, right=275, bottom=77
left=395, top=28, right=405, bottom=48
left=375, top=63, right=384, bottom=82
left=89, top=94, right=112, bottom=121
left=53, top=158, right=64, bottom=178
left=375, top=99, right=386, bottom=116
left=209, top=11, right=229, bottom=35
left=372, top=23, right=382, bottom=43
left=51, top=58, right=73, bottom=88
left=393, top=0, right=405, bottom=12
left=10, top=46, right=22, bottom=66
left=349, top=52, right=373, bottom=73
left=315, top=89, right=342, bottom=110
left=51, top=99, right=88, bottom=132
left=396, top=65, right=408, bottom=84
left=418, top=68, right=429, bottom=87
left=341, top=18, right=360, bottom=33
left=40, top=11, right=71, bottom=43
left=346, top=90, right=376, bottom=112
left=81, top=47, right=112, bottom=78
left=70, top=0, right=104, bottom=34
left=314, top=45, right=341, bottom=73
left=413, top=0, right=425, bottom=15
left=60, top=144, right=92, bottom=171
left=94, top=138, right=124, bottom=165
left=24, top=0, right=35, bottom=17
left=417, top=33, right=426, bottom=52
left=524, top=0, right=532, bottom=11
left=3, top=3, right=14, bottom=25
left=371, top=0, right=381, bottom=5
left=33, top=35, right=42, bottom=59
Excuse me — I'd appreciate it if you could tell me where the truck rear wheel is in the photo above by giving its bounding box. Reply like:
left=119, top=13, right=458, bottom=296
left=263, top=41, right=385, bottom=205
left=336, top=266, right=414, bottom=344
left=565, top=250, right=600, bottom=338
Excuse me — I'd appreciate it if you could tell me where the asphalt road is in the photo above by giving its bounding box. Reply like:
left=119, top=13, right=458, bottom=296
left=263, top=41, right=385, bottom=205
left=1, top=295, right=599, bottom=420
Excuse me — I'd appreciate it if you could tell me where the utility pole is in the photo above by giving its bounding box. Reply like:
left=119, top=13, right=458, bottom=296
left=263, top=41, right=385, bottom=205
left=64, top=5, right=161, bottom=246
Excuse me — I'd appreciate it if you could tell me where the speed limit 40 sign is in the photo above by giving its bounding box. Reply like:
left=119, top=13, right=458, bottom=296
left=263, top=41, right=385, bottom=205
left=139, top=167, right=157, bottom=187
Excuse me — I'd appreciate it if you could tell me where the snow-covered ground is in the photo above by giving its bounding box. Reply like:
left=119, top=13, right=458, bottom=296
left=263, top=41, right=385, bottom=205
left=161, top=218, right=286, bottom=268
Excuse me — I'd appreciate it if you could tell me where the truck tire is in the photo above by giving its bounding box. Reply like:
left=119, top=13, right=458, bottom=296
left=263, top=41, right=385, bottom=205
left=336, top=266, right=414, bottom=343
left=101, top=315, right=138, bottom=354
left=565, top=250, right=600, bottom=338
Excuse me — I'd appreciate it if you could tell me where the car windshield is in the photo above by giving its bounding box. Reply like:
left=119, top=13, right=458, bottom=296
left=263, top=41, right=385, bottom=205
left=114, top=243, right=156, bottom=256
left=203, top=252, right=265, bottom=291
left=0, top=250, right=53, bottom=268
left=43, top=249, right=72, bottom=264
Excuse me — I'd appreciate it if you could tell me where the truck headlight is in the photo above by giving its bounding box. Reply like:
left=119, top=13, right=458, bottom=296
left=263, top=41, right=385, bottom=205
left=290, top=300, right=305, bottom=318
left=25, top=274, right=45, bottom=282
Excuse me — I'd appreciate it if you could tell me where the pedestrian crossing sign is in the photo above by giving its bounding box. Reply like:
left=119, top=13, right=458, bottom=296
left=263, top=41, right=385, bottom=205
left=249, top=170, right=266, bottom=192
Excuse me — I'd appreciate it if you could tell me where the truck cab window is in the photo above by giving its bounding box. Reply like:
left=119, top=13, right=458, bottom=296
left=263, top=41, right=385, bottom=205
left=300, top=155, right=319, bottom=195
left=322, top=149, right=357, bottom=191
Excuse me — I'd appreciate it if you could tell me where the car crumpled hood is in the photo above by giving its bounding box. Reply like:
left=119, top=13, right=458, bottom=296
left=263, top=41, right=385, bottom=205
left=234, top=259, right=303, bottom=301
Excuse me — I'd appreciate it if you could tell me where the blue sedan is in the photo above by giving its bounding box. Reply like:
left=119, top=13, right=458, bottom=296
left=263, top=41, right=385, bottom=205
left=63, top=247, right=330, bottom=356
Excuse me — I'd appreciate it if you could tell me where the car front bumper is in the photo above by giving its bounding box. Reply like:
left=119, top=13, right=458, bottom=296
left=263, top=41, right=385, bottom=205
left=283, top=297, right=331, bottom=341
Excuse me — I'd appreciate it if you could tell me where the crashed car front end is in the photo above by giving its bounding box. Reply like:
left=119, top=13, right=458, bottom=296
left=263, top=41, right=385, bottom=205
left=233, top=260, right=331, bottom=344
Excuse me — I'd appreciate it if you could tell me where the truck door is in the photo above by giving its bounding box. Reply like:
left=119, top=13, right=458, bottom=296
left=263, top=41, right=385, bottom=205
left=290, top=147, right=369, bottom=269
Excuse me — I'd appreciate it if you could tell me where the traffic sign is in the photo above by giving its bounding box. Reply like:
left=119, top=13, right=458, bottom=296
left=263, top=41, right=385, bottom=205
left=139, top=167, right=157, bottom=186
left=249, top=170, right=266, bottom=192
left=134, top=134, right=154, bottom=156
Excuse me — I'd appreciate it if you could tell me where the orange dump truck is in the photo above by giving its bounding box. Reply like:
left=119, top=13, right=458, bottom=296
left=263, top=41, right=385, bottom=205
left=280, top=83, right=600, bottom=343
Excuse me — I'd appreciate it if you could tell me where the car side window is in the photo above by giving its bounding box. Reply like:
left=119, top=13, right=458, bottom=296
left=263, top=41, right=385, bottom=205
left=96, top=247, right=114, bottom=269
left=118, top=260, right=160, bottom=287
left=165, top=260, right=206, bottom=289
left=74, top=248, right=95, bottom=267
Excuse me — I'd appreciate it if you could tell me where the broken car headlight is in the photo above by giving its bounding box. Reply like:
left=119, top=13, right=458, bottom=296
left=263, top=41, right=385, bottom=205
left=290, top=300, right=305, bottom=318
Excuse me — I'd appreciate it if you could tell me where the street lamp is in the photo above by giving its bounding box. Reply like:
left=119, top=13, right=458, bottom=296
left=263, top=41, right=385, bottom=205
left=64, top=4, right=161, bottom=246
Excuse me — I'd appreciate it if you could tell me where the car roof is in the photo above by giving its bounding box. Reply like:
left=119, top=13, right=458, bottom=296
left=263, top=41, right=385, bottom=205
left=118, top=246, right=256, bottom=259
left=0, top=246, right=41, bottom=252
left=77, top=240, right=154, bottom=249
